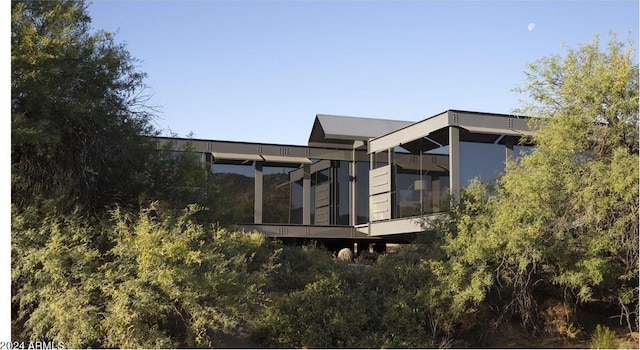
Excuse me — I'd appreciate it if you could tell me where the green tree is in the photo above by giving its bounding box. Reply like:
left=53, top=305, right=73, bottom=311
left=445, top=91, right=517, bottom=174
left=430, top=33, right=639, bottom=335
left=510, top=32, right=638, bottom=330
left=141, top=139, right=233, bottom=224
left=11, top=0, right=156, bottom=211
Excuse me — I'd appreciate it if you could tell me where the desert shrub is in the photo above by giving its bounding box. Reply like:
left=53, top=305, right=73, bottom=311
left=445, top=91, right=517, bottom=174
left=12, top=202, right=275, bottom=348
left=367, top=244, right=454, bottom=348
left=541, top=300, right=580, bottom=339
left=101, top=203, right=273, bottom=348
left=11, top=204, right=106, bottom=348
left=590, top=324, right=617, bottom=349
left=254, top=271, right=368, bottom=348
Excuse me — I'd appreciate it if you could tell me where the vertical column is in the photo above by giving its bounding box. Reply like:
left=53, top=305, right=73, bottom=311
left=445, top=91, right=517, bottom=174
left=302, top=163, right=311, bottom=225
left=449, top=126, right=460, bottom=203
left=388, top=148, right=394, bottom=220
left=505, top=137, right=515, bottom=163
left=349, top=151, right=357, bottom=226
left=254, top=162, right=263, bottom=224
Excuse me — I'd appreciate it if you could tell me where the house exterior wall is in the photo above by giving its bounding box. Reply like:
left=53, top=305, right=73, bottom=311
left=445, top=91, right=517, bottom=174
left=154, top=109, right=535, bottom=240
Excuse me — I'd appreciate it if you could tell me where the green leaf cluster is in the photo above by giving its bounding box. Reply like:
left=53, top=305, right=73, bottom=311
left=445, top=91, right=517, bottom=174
left=12, top=0, right=157, bottom=211
left=428, top=33, right=639, bottom=334
left=12, top=203, right=275, bottom=348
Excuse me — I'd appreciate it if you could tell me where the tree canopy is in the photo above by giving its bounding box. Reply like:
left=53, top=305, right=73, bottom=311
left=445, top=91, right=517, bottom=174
left=11, top=0, right=156, bottom=211
left=432, top=33, right=639, bottom=333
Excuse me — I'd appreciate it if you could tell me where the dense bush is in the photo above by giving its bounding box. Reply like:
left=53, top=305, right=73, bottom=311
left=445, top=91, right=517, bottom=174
left=12, top=203, right=274, bottom=348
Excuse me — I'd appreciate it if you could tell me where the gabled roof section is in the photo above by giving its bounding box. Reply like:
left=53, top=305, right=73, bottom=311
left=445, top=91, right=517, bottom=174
left=308, top=114, right=413, bottom=147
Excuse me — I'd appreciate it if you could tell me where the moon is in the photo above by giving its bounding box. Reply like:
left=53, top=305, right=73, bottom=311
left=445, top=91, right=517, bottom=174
left=528, top=22, right=536, bottom=31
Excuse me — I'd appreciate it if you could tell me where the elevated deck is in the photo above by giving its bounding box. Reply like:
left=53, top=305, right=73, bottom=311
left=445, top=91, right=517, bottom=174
left=238, top=213, right=444, bottom=242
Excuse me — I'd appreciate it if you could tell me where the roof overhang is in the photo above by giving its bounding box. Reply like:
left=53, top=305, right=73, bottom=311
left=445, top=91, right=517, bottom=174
left=212, top=152, right=263, bottom=161
left=460, top=125, right=535, bottom=138
left=211, top=152, right=311, bottom=166
left=369, top=110, right=535, bottom=153
left=260, top=155, right=312, bottom=164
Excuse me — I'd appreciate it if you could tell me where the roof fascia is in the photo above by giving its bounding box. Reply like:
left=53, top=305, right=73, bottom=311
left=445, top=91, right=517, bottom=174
left=368, top=111, right=450, bottom=153
left=368, top=110, right=534, bottom=153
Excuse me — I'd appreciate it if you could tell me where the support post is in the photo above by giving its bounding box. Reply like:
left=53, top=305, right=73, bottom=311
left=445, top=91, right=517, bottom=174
left=302, top=163, right=311, bottom=225
left=349, top=152, right=357, bottom=226
left=505, top=137, right=515, bottom=163
left=254, top=162, right=263, bottom=224
left=449, top=126, right=460, bottom=204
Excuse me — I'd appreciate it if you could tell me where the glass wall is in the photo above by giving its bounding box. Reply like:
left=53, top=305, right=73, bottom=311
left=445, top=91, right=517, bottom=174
left=288, top=160, right=360, bottom=225
left=514, top=145, right=534, bottom=161
left=394, top=166, right=450, bottom=218
left=395, top=166, right=425, bottom=218
left=211, top=163, right=255, bottom=223
left=290, top=178, right=303, bottom=224
left=459, top=142, right=506, bottom=186
left=312, top=167, right=331, bottom=225
left=335, top=161, right=350, bottom=225
left=263, top=165, right=299, bottom=224
left=433, top=174, right=450, bottom=213
left=356, top=161, right=370, bottom=224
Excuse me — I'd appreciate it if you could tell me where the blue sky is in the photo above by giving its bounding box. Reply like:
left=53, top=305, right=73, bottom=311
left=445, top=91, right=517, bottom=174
left=87, top=1, right=638, bottom=145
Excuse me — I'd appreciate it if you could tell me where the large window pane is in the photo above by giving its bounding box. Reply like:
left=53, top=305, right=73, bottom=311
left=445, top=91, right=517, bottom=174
left=395, top=167, right=423, bottom=218
left=290, top=178, right=303, bottom=224
left=514, top=145, right=534, bottom=161
left=335, top=161, right=350, bottom=225
left=211, top=163, right=254, bottom=223
left=356, top=161, right=370, bottom=224
left=460, top=142, right=506, bottom=186
left=263, top=166, right=298, bottom=224
left=394, top=167, right=449, bottom=218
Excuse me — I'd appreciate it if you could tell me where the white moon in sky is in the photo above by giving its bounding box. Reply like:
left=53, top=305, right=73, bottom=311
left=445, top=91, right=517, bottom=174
left=528, top=22, right=536, bottom=31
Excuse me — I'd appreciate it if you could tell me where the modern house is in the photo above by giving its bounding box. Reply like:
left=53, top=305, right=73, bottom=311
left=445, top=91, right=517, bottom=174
left=156, top=109, right=535, bottom=253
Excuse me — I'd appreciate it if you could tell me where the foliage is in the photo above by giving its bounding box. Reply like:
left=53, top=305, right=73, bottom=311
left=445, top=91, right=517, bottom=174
left=511, top=33, right=639, bottom=328
left=590, top=324, right=617, bottom=349
left=428, top=33, right=639, bottom=337
left=11, top=0, right=157, bottom=212
left=367, top=244, right=457, bottom=348
left=140, top=140, right=233, bottom=224
left=255, top=270, right=369, bottom=348
left=101, top=203, right=273, bottom=348
left=11, top=204, right=106, bottom=348
left=12, top=203, right=276, bottom=348
left=254, top=243, right=451, bottom=348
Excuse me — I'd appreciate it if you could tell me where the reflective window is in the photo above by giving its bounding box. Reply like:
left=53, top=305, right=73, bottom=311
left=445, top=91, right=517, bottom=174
left=211, top=163, right=254, bottom=223
left=356, top=161, right=370, bottom=224
left=514, top=145, right=534, bottom=161
left=290, top=178, right=303, bottom=224
left=263, top=165, right=299, bottom=224
left=395, top=166, right=425, bottom=218
left=335, top=161, right=350, bottom=225
left=394, top=167, right=450, bottom=218
left=460, top=142, right=506, bottom=186
left=435, top=174, right=450, bottom=213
